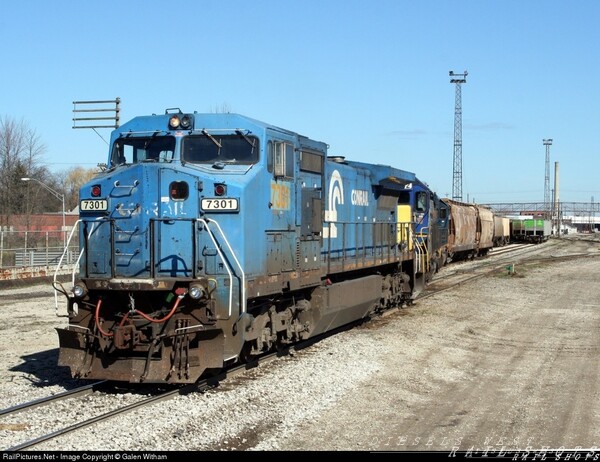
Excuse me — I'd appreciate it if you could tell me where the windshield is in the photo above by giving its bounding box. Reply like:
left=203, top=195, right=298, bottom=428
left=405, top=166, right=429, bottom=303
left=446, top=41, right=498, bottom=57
left=182, top=132, right=259, bottom=164
left=111, top=136, right=176, bottom=166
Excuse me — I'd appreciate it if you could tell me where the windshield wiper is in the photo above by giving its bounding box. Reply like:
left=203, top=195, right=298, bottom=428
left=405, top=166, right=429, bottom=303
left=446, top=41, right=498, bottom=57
left=235, top=129, right=256, bottom=152
left=201, top=129, right=222, bottom=149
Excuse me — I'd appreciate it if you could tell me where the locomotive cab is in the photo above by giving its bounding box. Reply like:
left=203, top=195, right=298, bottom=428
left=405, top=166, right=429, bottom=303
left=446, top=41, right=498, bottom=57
left=397, top=179, right=448, bottom=277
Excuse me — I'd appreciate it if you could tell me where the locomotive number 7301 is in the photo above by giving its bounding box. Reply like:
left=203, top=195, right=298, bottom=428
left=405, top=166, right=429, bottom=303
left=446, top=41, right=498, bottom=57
left=201, top=198, right=239, bottom=212
left=80, top=199, right=108, bottom=211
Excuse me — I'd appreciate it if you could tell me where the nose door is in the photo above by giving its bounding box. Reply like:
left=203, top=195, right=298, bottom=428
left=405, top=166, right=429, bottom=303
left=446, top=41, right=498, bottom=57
left=155, top=168, right=200, bottom=278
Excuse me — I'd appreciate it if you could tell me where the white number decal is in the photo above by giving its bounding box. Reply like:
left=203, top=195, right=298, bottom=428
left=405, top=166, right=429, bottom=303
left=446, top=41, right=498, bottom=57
left=80, top=199, right=108, bottom=211
left=201, top=198, right=239, bottom=212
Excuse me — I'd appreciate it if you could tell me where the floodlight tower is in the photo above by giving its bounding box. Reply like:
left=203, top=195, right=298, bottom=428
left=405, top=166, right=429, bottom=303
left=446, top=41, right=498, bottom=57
left=543, top=138, right=553, bottom=218
left=450, top=70, right=467, bottom=201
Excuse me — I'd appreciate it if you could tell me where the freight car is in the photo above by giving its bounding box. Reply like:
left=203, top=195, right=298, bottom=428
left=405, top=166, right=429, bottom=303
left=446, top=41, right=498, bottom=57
left=440, top=199, right=494, bottom=262
left=511, top=218, right=551, bottom=243
left=55, top=111, right=431, bottom=384
left=493, top=216, right=510, bottom=247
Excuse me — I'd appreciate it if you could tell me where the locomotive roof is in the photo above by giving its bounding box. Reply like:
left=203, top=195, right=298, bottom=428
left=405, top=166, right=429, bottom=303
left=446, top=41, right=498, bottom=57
left=344, top=159, right=416, bottom=185
left=115, top=112, right=326, bottom=145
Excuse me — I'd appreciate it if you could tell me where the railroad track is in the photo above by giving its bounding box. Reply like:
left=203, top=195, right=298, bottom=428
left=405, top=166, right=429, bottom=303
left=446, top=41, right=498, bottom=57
left=422, top=243, right=538, bottom=290
left=488, top=242, right=534, bottom=257
left=0, top=381, right=108, bottom=419
left=4, top=389, right=182, bottom=450
left=2, top=372, right=238, bottom=450
left=1, top=342, right=317, bottom=451
left=419, top=241, right=600, bottom=301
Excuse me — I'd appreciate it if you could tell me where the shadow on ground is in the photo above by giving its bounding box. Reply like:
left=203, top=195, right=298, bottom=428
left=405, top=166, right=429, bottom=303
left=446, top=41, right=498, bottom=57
left=10, top=349, right=185, bottom=395
left=10, top=348, right=84, bottom=388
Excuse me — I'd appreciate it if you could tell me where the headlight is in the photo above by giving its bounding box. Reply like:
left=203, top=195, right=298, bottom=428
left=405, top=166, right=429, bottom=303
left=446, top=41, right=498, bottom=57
left=180, top=114, right=193, bottom=129
left=168, top=113, right=194, bottom=130
left=72, top=283, right=87, bottom=298
left=168, top=115, right=181, bottom=130
left=189, top=284, right=205, bottom=300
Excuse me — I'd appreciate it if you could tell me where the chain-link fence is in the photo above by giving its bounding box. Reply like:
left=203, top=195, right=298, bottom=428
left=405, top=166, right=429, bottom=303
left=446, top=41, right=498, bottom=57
left=0, top=229, right=79, bottom=270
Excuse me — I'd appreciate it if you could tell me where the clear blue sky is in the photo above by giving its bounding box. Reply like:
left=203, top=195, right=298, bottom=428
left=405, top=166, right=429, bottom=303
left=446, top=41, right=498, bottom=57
left=1, top=0, right=598, bottom=203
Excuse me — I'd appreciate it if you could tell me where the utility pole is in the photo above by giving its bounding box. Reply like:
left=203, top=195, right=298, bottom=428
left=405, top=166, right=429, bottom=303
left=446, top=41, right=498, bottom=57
left=450, top=70, right=467, bottom=201
left=591, top=196, right=595, bottom=232
left=555, top=161, right=561, bottom=237
left=543, top=138, right=553, bottom=219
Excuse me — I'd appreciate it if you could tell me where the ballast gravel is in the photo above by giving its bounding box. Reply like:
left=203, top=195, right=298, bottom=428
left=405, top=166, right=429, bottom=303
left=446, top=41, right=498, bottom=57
left=1, top=235, right=599, bottom=451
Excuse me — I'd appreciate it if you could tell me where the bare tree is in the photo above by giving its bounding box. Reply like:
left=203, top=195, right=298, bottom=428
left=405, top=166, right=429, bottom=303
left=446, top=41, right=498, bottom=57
left=0, top=116, right=50, bottom=226
left=55, top=166, right=99, bottom=211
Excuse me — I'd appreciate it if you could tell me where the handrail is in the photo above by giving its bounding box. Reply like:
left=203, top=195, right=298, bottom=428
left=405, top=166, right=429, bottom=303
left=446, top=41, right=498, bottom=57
left=52, top=220, right=82, bottom=315
left=414, top=227, right=430, bottom=274
left=202, top=218, right=246, bottom=314
left=197, top=219, right=235, bottom=318
left=51, top=215, right=246, bottom=320
left=323, top=219, right=411, bottom=256
left=113, top=179, right=139, bottom=189
left=197, top=218, right=246, bottom=316
left=52, top=217, right=109, bottom=316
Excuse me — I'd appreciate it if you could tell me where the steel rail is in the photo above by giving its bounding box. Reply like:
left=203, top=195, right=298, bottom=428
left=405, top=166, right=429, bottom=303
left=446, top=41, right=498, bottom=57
left=0, top=381, right=107, bottom=418
left=4, top=350, right=293, bottom=451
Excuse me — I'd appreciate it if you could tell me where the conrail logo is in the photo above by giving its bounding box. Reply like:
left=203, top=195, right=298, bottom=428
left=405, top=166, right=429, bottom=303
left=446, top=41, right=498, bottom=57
left=324, top=170, right=344, bottom=239
left=324, top=170, right=372, bottom=238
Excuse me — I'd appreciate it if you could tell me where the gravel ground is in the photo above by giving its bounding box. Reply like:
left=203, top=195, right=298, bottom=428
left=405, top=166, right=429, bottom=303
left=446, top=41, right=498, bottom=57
left=0, top=235, right=599, bottom=451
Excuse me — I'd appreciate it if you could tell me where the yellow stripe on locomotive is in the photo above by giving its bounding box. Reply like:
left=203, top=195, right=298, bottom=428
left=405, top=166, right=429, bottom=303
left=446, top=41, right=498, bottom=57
left=397, top=204, right=413, bottom=250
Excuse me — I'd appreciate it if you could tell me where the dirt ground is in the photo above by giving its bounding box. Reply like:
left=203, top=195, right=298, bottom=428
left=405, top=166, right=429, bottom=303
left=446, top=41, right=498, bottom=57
left=277, top=237, right=600, bottom=451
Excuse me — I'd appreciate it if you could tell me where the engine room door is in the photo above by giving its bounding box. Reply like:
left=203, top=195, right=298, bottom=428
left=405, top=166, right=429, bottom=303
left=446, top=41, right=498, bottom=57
left=296, top=150, right=324, bottom=272
left=155, top=168, right=200, bottom=277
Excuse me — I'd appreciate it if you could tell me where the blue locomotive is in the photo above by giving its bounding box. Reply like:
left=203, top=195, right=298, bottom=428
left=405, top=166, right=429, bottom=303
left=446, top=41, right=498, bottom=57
left=398, top=177, right=449, bottom=276
left=57, top=110, right=435, bottom=383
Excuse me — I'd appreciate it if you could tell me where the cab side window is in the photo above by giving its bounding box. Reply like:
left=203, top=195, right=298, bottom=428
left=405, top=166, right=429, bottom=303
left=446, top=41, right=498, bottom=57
left=111, top=141, right=127, bottom=166
left=269, top=141, right=294, bottom=178
left=416, top=191, right=427, bottom=212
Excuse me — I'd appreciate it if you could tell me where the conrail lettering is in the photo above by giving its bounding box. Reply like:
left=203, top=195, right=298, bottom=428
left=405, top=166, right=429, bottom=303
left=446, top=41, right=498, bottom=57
left=351, top=189, right=369, bottom=206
